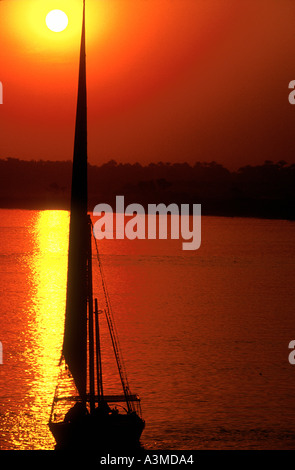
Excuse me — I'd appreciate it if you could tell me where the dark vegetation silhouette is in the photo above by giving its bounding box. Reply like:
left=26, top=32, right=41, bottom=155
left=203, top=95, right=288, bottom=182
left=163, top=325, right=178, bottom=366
left=0, top=158, right=294, bottom=219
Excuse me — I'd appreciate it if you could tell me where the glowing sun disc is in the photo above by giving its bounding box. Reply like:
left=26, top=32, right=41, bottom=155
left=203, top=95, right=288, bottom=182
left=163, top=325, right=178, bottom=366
left=46, top=10, right=68, bottom=33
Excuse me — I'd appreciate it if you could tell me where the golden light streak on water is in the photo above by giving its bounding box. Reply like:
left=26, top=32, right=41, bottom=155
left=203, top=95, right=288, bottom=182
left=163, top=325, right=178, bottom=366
left=24, top=210, right=69, bottom=448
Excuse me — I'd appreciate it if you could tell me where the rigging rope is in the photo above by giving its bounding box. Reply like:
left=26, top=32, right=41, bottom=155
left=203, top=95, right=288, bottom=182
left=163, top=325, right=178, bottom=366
left=91, top=222, right=135, bottom=413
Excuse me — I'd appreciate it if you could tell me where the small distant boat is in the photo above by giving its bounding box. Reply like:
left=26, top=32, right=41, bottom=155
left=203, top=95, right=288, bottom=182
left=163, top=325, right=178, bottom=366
left=48, top=0, right=145, bottom=449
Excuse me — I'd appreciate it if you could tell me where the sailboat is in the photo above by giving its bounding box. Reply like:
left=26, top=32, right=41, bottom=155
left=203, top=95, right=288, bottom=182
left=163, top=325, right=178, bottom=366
left=48, top=1, right=145, bottom=449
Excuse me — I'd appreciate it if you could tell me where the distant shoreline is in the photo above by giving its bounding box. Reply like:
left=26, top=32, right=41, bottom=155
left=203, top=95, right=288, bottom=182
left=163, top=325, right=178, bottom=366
left=0, top=158, right=294, bottom=221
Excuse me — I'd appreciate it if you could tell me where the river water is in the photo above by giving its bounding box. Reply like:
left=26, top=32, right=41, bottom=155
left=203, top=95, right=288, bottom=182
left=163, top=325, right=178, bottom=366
left=0, top=209, right=295, bottom=450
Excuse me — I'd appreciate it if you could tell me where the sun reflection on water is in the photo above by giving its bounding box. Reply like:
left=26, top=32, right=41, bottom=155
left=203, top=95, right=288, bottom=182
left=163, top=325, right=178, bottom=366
left=25, top=210, right=69, bottom=448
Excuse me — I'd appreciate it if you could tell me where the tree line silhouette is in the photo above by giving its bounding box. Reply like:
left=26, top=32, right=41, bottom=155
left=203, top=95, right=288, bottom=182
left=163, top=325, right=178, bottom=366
left=0, top=158, right=294, bottom=219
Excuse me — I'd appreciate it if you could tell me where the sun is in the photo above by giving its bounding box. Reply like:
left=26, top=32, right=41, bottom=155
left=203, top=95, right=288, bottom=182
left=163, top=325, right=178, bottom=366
left=46, top=10, right=68, bottom=33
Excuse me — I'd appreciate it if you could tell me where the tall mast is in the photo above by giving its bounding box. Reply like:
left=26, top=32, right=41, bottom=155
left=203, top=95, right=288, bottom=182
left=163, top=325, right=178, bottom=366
left=62, top=0, right=88, bottom=401
left=87, top=216, right=95, bottom=413
left=94, top=298, right=104, bottom=401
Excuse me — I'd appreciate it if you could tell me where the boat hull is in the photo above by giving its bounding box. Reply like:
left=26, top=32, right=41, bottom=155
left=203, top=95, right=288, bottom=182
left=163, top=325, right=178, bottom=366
left=49, top=412, right=145, bottom=450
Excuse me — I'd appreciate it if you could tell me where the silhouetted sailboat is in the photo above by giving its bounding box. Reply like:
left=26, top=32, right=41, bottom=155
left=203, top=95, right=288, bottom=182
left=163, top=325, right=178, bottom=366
left=48, top=1, right=145, bottom=449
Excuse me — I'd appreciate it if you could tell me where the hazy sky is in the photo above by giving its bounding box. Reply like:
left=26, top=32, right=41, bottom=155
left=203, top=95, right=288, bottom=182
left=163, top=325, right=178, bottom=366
left=1, top=0, right=295, bottom=169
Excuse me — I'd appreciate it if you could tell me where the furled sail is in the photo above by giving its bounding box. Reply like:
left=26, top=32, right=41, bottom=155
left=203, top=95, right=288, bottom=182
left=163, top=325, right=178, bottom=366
left=62, top=1, right=88, bottom=400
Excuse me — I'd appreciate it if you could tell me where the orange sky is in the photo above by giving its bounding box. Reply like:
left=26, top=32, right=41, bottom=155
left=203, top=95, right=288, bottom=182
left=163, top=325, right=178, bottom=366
left=0, top=0, right=295, bottom=169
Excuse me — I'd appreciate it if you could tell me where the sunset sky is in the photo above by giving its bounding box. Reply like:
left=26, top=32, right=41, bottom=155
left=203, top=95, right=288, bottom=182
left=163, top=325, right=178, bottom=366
left=1, top=0, right=295, bottom=169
